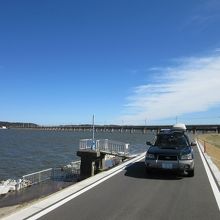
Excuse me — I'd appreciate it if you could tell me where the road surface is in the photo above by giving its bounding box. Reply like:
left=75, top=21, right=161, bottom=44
left=39, top=146, right=220, bottom=220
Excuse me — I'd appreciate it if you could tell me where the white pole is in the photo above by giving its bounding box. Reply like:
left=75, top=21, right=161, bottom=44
left=92, top=114, right=95, bottom=150
left=92, top=114, right=95, bottom=141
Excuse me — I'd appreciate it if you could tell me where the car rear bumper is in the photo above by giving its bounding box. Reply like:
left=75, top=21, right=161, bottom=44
left=145, top=159, right=194, bottom=171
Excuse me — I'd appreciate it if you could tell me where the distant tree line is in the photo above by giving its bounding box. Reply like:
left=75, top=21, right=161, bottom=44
left=0, top=121, right=38, bottom=128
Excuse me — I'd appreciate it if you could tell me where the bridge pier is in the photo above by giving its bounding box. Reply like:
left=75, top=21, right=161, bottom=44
left=130, top=128, right=134, bottom=134
left=143, top=128, right=147, bottom=134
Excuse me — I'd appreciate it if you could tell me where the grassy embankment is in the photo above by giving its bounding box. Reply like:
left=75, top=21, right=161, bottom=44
left=197, top=134, right=220, bottom=170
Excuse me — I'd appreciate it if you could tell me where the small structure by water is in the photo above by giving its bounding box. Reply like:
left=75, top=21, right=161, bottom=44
left=77, top=138, right=129, bottom=179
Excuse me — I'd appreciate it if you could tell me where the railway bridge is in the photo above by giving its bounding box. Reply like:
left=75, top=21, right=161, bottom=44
left=22, top=124, right=220, bottom=134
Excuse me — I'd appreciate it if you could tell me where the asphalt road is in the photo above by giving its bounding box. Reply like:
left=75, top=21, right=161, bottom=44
left=39, top=146, right=220, bottom=220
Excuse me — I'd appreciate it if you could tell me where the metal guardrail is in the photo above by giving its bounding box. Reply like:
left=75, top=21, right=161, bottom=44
left=22, top=168, right=53, bottom=185
left=22, top=161, right=81, bottom=185
left=59, top=160, right=81, bottom=180
left=79, top=139, right=129, bottom=156
left=0, top=162, right=81, bottom=195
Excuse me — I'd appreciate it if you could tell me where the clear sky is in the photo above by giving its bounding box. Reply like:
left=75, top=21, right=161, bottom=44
left=1, top=0, right=220, bottom=125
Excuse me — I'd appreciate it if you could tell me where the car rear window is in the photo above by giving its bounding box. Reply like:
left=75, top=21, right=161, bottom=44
left=155, top=132, right=189, bottom=148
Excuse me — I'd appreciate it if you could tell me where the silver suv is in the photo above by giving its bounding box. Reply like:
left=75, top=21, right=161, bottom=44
left=145, top=127, right=195, bottom=177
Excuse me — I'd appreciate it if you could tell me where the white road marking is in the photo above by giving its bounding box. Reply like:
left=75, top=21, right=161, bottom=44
left=196, top=141, right=220, bottom=211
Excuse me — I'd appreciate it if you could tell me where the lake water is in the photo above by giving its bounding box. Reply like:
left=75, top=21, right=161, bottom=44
left=0, top=129, right=156, bottom=180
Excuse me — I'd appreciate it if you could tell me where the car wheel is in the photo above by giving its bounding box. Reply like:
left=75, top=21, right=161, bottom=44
left=188, top=169, right=194, bottom=177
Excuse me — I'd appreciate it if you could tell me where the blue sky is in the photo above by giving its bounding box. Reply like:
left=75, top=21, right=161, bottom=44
left=1, top=0, right=220, bottom=125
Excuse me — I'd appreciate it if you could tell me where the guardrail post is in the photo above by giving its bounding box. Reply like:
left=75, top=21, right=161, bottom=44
left=204, top=141, right=206, bottom=153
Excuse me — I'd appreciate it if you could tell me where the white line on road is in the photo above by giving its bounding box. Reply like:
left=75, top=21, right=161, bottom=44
left=196, top=141, right=220, bottom=211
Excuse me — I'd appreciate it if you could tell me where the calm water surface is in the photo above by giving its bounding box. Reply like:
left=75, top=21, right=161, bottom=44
left=0, top=129, right=156, bottom=180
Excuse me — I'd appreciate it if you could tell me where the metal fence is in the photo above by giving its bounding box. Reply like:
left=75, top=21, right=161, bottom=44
left=79, top=139, right=94, bottom=149
left=79, top=139, right=129, bottom=156
left=22, top=168, right=53, bottom=185
left=57, top=160, right=81, bottom=181
left=22, top=161, right=81, bottom=185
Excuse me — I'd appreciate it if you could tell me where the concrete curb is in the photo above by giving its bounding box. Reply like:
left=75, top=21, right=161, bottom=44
left=197, top=140, right=220, bottom=188
left=2, top=153, right=146, bottom=220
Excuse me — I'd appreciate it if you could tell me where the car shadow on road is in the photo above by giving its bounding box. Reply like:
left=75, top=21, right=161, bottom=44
left=124, top=161, right=183, bottom=180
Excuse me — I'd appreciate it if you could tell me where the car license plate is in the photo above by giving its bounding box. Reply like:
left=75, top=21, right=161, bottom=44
left=162, top=163, right=173, bottom=169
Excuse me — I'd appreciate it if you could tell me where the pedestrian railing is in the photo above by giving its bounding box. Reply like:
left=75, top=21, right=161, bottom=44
left=79, top=139, right=129, bottom=156
left=22, top=161, right=81, bottom=185
left=59, top=160, right=81, bottom=180
left=22, top=168, right=53, bottom=185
